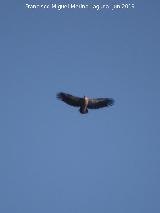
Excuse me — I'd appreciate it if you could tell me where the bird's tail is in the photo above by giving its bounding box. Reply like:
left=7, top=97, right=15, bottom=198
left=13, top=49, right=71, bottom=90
left=79, top=107, right=88, bottom=114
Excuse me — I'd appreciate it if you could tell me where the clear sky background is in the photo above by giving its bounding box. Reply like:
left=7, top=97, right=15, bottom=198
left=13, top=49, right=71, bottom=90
left=1, top=0, right=160, bottom=212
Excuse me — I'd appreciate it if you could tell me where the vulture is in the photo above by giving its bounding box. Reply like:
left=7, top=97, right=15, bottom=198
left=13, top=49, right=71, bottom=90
left=57, top=92, right=114, bottom=114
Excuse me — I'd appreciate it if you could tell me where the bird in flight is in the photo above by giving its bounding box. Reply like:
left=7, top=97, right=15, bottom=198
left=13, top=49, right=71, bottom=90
left=57, top=92, right=114, bottom=114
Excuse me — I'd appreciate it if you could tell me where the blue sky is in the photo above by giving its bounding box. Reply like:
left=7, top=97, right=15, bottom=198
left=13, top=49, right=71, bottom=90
left=1, top=0, right=160, bottom=212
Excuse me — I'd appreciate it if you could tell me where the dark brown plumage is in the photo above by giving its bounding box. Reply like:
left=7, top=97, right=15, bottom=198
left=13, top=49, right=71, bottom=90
left=57, top=92, right=114, bottom=114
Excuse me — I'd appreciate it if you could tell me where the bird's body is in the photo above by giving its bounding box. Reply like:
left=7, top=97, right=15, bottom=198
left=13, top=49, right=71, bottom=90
left=79, top=96, right=89, bottom=114
left=57, top=92, right=114, bottom=114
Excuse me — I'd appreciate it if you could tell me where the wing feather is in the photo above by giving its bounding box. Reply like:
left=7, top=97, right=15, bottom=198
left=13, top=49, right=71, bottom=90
left=57, top=92, right=83, bottom=107
left=88, top=98, right=114, bottom=109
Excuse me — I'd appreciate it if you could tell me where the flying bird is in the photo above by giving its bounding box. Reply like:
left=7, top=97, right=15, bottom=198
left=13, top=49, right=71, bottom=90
left=57, top=92, right=114, bottom=114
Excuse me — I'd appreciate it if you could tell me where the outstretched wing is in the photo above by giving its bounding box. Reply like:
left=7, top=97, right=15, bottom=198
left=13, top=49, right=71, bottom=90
left=88, top=98, right=114, bottom=109
left=57, top=92, right=83, bottom=107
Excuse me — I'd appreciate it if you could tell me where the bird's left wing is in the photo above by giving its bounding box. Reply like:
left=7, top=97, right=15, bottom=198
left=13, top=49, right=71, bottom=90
left=57, top=92, right=83, bottom=107
left=88, top=98, right=114, bottom=109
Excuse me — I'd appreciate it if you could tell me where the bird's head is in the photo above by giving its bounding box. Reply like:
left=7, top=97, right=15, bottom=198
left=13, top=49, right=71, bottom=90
left=84, top=96, right=89, bottom=103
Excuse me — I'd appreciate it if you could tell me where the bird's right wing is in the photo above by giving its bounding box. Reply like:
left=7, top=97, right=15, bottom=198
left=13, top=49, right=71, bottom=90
left=57, top=92, right=83, bottom=107
left=88, top=98, right=114, bottom=109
